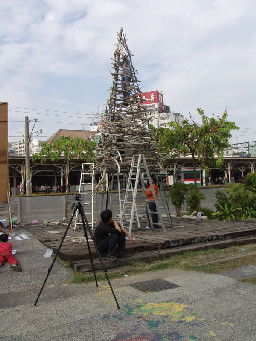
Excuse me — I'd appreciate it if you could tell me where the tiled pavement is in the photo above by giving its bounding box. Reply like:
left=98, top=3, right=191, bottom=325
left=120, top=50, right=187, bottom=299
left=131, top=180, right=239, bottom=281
left=24, top=217, right=256, bottom=273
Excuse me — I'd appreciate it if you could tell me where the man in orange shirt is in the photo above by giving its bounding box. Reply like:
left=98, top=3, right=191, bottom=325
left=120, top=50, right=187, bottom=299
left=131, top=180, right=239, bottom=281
left=146, top=177, right=159, bottom=229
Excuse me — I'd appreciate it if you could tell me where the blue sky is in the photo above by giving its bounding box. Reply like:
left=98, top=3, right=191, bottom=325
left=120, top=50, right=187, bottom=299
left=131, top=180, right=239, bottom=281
left=1, top=0, right=256, bottom=143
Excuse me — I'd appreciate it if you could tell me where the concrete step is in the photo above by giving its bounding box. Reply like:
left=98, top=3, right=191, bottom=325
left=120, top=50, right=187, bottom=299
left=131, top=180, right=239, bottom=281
left=71, top=235, right=256, bottom=272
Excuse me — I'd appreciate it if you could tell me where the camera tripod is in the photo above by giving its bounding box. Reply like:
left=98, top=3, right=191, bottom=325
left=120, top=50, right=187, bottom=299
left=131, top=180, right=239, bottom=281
left=34, top=195, right=120, bottom=309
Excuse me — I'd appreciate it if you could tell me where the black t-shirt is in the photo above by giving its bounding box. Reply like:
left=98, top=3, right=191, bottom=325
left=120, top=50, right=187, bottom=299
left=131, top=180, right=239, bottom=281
left=94, top=222, right=119, bottom=245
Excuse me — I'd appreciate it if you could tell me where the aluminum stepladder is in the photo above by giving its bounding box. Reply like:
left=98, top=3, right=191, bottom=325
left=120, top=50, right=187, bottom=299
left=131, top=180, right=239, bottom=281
left=74, top=163, right=95, bottom=230
left=100, top=156, right=124, bottom=218
left=108, top=172, right=123, bottom=214
left=120, top=154, right=168, bottom=234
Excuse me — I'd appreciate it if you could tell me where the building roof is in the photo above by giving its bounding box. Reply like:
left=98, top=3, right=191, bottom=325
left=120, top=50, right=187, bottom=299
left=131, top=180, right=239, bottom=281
left=47, top=129, right=97, bottom=143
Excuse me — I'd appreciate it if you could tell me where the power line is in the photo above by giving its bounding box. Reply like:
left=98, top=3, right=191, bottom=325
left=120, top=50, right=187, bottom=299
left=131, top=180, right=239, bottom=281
left=9, top=135, right=49, bottom=138
left=8, top=105, right=104, bottom=118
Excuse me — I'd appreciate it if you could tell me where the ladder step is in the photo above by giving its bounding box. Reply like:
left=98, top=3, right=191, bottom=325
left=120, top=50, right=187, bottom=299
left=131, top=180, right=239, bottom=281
left=125, top=202, right=146, bottom=209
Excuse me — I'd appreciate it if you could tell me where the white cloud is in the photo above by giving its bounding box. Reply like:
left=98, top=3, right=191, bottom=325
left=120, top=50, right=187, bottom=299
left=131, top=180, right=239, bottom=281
left=0, top=0, right=255, bottom=142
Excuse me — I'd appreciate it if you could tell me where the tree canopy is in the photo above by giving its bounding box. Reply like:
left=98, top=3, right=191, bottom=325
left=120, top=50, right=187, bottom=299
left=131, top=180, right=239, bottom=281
left=33, top=136, right=96, bottom=192
left=33, top=136, right=96, bottom=164
left=155, top=108, right=239, bottom=183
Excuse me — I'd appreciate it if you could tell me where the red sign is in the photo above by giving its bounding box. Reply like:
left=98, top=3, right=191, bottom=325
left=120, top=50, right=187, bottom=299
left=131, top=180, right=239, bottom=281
left=141, top=90, right=164, bottom=112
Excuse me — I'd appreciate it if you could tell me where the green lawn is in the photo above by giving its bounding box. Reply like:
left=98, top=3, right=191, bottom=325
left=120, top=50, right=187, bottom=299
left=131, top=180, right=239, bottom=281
left=71, top=243, right=256, bottom=284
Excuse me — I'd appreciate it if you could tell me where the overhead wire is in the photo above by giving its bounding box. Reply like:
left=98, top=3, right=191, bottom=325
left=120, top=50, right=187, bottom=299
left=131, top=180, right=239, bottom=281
left=8, top=104, right=103, bottom=141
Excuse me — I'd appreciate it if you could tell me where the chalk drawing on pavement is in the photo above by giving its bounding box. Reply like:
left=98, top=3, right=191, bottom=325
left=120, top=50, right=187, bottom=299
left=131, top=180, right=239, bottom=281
left=101, top=300, right=234, bottom=341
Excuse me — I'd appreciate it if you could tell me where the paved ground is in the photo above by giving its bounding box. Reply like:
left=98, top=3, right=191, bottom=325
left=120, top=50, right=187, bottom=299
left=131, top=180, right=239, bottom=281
left=1, top=227, right=256, bottom=340
left=1, top=186, right=224, bottom=225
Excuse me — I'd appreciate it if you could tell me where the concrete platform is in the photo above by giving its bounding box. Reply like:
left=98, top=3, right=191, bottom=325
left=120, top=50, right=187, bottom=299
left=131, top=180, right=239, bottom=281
left=24, top=217, right=256, bottom=272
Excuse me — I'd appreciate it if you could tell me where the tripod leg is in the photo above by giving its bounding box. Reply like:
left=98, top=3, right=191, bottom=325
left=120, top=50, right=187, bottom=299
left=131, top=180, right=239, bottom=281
left=106, top=189, right=109, bottom=210
left=79, top=207, right=99, bottom=287
left=34, top=205, right=78, bottom=306
left=78, top=202, right=120, bottom=309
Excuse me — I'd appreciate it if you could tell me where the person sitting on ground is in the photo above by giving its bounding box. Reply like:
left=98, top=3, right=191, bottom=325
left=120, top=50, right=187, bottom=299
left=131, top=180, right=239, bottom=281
left=94, top=209, right=134, bottom=261
left=0, top=233, right=22, bottom=272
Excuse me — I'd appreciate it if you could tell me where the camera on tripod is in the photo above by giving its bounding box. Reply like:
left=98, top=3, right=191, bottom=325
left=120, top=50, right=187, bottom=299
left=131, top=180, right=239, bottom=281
left=71, top=194, right=82, bottom=209
left=75, top=194, right=82, bottom=201
left=35, top=194, right=120, bottom=309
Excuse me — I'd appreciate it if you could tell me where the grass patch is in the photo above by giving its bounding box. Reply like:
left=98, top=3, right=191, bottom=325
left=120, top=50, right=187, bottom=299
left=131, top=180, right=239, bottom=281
left=71, top=272, right=87, bottom=283
left=61, top=259, right=71, bottom=268
left=71, top=270, right=130, bottom=283
left=186, top=254, right=256, bottom=274
left=70, top=243, right=256, bottom=284
left=240, top=276, right=256, bottom=284
left=56, top=255, right=71, bottom=268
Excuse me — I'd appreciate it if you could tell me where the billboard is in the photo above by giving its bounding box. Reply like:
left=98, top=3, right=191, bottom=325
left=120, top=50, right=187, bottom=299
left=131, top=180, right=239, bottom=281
left=141, top=90, right=164, bottom=112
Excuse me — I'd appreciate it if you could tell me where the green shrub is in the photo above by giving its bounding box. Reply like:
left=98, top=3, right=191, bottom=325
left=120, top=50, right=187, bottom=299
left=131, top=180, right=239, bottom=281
left=226, top=183, right=255, bottom=218
left=244, top=172, right=256, bottom=191
left=167, top=182, right=188, bottom=217
left=212, top=202, right=236, bottom=221
left=213, top=184, right=256, bottom=220
left=186, top=185, right=205, bottom=213
left=213, top=190, right=232, bottom=220
left=200, top=207, right=214, bottom=219
left=215, top=190, right=228, bottom=210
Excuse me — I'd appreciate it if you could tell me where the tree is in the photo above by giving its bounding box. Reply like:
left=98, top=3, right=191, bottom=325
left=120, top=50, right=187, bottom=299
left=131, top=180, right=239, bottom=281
left=155, top=108, right=239, bottom=185
left=186, top=184, right=206, bottom=213
left=167, top=182, right=188, bottom=217
left=33, top=136, right=96, bottom=192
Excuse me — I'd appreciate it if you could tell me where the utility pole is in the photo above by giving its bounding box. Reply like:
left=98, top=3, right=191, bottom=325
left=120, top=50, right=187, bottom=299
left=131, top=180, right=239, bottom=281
left=25, top=116, right=31, bottom=195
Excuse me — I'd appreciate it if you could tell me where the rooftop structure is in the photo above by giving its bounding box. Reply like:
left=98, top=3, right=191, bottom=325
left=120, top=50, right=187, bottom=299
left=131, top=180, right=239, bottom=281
left=47, top=129, right=97, bottom=143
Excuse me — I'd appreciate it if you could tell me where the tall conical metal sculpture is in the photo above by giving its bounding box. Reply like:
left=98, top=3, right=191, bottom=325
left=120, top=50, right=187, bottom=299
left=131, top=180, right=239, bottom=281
left=95, top=28, right=158, bottom=174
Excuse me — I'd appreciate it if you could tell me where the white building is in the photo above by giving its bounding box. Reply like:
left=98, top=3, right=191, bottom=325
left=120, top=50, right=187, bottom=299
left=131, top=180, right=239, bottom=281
left=149, top=111, right=185, bottom=128
left=30, top=139, right=41, bottom=155
left=11, top=138, right=25, bottom=156
left=141, top=90, right=185, bottom=128
left=11, top=138, right=41, bottom=156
